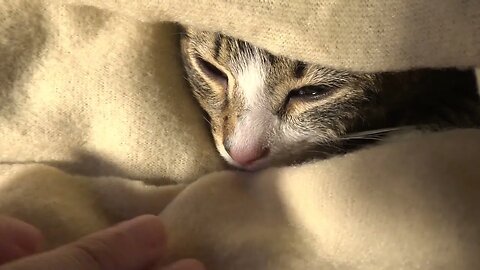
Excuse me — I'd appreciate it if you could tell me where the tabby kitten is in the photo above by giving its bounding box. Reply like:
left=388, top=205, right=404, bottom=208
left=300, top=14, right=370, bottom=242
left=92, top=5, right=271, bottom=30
left=180, top=27, right=480, bottom=170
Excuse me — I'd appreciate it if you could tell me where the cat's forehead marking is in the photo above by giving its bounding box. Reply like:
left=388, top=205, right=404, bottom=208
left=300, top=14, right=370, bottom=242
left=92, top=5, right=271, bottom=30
left=235, top=55, right=267, bottom=108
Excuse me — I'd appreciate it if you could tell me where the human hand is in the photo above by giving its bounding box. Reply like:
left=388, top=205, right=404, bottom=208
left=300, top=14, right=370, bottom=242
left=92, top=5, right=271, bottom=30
left=0, top=215, right=204, bottom=270
left=0, top=216, right=44, bottom=265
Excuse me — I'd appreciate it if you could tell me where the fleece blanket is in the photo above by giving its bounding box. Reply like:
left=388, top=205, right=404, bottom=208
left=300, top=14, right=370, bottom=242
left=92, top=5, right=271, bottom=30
left=1, top=1, right=480, bottom=269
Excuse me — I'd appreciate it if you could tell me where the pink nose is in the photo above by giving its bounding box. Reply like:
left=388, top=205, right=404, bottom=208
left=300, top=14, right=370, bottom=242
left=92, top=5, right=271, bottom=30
left=226, top=145, right=269, bottom=166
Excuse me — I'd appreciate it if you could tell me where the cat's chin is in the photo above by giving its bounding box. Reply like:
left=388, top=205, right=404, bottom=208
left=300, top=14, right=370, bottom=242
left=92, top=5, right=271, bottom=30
left=228, top=156, right=297, bottom=171
left=218, top=147, right=273, bottom=171
left=233, top=152, right=332, bottom=171
left=220, top=146, right=320, bottom=171
left=228, top=162, right=262, bottom=171
left=225, top=158, right=271, bottom=171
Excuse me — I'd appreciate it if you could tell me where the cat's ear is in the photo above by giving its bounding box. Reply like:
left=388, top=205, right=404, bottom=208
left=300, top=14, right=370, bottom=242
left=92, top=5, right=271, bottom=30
left=194, top=56, right=228, bottom=90
left=177, top=24, right=198, bottom=40
left=176, top=23, right=188, bottom=38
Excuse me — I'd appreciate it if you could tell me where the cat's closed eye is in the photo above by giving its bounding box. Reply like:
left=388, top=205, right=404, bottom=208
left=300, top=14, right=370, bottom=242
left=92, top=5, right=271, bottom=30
left=285, top=85, right=336, bottom=105
left=195, top=56, right=228, bottom=89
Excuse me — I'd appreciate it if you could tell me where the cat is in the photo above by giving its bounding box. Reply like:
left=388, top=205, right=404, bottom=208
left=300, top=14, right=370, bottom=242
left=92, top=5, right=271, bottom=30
left=180, top=27, right=480, bottom=170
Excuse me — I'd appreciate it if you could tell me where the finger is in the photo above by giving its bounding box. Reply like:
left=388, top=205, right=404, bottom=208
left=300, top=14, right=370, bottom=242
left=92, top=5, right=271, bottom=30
left=0, top=216, right=44, bottom=265
left=0, top=215, right=166, bottom=270
left=159, top=259, right=206, bottom=270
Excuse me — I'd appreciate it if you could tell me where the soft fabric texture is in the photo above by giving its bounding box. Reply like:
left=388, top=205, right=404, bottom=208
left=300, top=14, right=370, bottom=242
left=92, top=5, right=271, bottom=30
left=64, top=0, right=480, bottom=72
left=1, top=1, right=480, bottom=269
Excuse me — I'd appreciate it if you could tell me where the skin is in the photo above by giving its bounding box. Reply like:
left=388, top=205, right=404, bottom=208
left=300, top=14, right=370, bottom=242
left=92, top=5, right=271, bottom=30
left=0, top=217, right=44, bottom=265
left=0, top=215, right=204, bottom=270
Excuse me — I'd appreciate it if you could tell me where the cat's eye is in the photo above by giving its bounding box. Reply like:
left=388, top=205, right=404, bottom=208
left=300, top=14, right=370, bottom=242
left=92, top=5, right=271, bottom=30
left=287, top=85, right=334, bottom=101
left=196, top=57, right=228, bottom=88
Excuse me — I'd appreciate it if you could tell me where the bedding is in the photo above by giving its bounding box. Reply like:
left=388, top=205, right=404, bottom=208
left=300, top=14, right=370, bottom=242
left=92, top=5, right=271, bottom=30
left=1, top=1, right=479, bottom=269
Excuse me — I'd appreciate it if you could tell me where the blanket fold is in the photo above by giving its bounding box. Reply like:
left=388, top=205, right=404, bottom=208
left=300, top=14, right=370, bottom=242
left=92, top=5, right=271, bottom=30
left=1, top=1, right=480, bottom=269
left=62, top=0, right=480, bottom=71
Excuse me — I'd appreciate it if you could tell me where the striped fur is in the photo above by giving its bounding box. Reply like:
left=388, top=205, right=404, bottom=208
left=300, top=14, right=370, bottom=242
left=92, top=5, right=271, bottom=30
left=180, top=27, right=480, bottom=170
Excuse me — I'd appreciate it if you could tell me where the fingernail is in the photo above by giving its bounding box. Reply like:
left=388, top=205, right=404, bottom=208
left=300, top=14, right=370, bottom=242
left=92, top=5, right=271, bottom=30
left=161, top=259, right=206, bottom=270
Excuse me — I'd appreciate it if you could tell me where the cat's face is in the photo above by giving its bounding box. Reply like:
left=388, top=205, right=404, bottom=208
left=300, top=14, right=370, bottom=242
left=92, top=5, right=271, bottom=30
left=181, top=28, right=381, bottom=170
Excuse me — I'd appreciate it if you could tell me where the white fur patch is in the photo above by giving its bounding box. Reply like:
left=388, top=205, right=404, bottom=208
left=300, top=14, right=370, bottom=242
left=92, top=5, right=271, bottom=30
left=217, top=142, right=241, bottom=167
left=225, top=57, right=272, bottom=160
left=236, top=58, right=266, bottom=108
left=231, top=111, right=268, bottom=147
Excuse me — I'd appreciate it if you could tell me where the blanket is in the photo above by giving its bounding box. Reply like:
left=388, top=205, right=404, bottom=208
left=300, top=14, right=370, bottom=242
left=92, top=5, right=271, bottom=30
left=1, top=1, right=480, bottom=269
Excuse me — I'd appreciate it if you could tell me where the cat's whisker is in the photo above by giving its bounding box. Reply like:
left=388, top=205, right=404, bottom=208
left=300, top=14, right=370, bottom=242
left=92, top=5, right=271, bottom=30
left=337, top=136, right=385, bottom=142
left=339, top=126, right=415, bottom=141
left=344, top=126, right=413, bottom=137
left=305, top=150, right=330, bottom=156
left=202, top=115, right=212, bottom=126
left=310, top=143, right=345, bottom=153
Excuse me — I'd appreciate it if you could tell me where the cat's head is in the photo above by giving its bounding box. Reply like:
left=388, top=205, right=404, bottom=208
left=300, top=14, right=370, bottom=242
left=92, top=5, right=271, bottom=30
left=180, top=28, right=382, bottom=170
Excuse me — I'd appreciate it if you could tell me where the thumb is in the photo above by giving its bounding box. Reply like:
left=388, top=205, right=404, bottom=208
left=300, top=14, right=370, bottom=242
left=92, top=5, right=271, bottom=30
left=0, top=215, right=166, bottom=270
left=0, top=216, right=44, bottom=265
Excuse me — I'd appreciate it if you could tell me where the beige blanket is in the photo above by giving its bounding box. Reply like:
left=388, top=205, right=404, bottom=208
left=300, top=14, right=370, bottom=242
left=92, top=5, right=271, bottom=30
left=1, top=1, right=480, bottom=269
